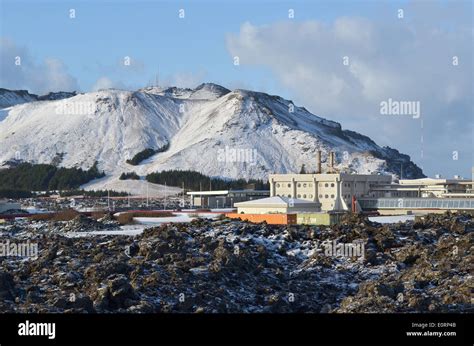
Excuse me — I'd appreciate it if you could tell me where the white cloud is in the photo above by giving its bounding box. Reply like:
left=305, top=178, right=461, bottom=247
left=0, top=38, right=79, bottom=95
left=160, top=70, right=207, bottom=89
left=226, top=2, right=473, bottom=177
left=91, top=76, right=128, bottom=91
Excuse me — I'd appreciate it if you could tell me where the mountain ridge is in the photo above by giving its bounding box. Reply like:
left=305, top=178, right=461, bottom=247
left=0, top=83, right=424, bottom=191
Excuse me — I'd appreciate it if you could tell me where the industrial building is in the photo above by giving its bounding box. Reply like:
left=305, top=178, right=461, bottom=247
left=369, top=177, right=473, bottom=198
left=270, top=172, right=391, bottom=211
left=269, top=150, right=474, bottom=213
left=187, top=189, right=269, bottom=209
left=194, top=151, right=473, bottom=225
left=269, top=150, right=392, bottom=211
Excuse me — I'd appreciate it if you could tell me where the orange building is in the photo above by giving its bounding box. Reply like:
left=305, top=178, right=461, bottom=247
left=225, top=213, right=297, bottom=225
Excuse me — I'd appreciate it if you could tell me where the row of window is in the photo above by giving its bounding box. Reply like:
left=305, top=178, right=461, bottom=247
left=275, top=182, right=362, bottom=188
left=359, top=199, right=474, bottom=209
left=320, top=183, right=335, bottom=188
left=343, top=182, right=357, bottom=187
left=318, top=194, right=335, bottom=199
left=276, top=183, right=315, bottom=188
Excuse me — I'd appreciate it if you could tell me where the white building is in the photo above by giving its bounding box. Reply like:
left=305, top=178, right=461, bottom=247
left=234, top=196, right=321, bottom=214
left=269, top=173, right=391, bottom=212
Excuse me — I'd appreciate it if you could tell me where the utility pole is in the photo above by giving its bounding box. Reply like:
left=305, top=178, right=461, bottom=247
left=182, top=181, right=185, bottom=208
left=146, top=183, right=149, bottom=208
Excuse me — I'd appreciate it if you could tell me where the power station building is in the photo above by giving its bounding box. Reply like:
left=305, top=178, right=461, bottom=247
left=191, top=150, right=474, bottom=217
left=269, top=151, right=474, bottom=213
left=269, top=172, right=391, bottom=211
left=269, top=151, right=392, bottom=211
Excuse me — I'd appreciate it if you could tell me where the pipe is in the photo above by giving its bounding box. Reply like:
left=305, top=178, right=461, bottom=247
left=316, top=150, right=322, bottom=174
left=329, top=152, right=335, bottom=173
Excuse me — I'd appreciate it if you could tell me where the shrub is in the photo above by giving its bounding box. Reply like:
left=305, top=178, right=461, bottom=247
left=119, top=172, right=140, bottom=180
left=126, top=143, right=169, bottom=166
left=146, top=169, right=269, bottom=190
left=0, top=162, right=105, bottom=191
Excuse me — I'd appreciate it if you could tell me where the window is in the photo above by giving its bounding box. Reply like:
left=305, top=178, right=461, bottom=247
left=309, top=183, right=313, bottom=187
left=297, top=194, right=301, bottom=198
left=330, top=183, right=334, bottom=187
left=288, top=194, right=291, bottom=198
left=325, top=194, right=329, bottom=198
left=309, top=194, right=313, bottom=198
left=297, top=183, right=301, bottom=187
left=303, top=183, right=307, bottom=188
left=277, top=183, right=280, bottom=188
left=330, top=194, right=334, bottom=198
left=287, top=183, right=291, bottom=188
left=303, top=194, right=307, bottom=198
left=325, top=183, right=328, bottom=187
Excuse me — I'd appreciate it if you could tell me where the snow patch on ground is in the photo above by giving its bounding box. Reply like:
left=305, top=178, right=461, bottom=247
left=368, top=215, right=415, bottom=224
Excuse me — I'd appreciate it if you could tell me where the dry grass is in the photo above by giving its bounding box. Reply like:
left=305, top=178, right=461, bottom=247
left=31, top=213, right=54, bottom=221
left=115, top=213, right=134, bottom=225
left=52, top=209, right=80, bottom=221
left=90, top=211, right=106, bottom=220
left=114, top=211, right=175, bottom=225
left=32, top=209, right=80, bottom=222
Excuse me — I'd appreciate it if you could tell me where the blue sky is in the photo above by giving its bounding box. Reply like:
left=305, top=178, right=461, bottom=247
left=0, top=0, right=408, bottom=93
left=0, top=0, right=472, bottom=178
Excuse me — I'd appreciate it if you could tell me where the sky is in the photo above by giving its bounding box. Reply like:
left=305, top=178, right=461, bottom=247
left=0, top=0, right=472, bottom=178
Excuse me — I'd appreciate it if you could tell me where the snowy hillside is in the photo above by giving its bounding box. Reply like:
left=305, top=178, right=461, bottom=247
left=0, top=88, right=76, bottom=108
left=0, top=83, right=424, bottom=191
left=0, top=89, right=38, bottom=108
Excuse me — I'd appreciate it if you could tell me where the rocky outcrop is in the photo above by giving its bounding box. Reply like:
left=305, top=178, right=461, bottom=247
left=0, top=212, right=471, bottom=313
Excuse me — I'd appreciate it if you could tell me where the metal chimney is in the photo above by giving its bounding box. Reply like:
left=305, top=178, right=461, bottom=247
left=329, top=152, right=335, bottom=172
left=316, top=150, right=322, bottom=174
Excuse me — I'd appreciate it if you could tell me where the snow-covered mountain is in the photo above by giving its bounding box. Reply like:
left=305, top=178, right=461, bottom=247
left=0, top=83, right=424, bottom=189
left=0, top=88, right=76, bottom=108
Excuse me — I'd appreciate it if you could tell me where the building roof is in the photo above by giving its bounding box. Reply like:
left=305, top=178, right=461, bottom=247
left=399, top=178, right=472, bottom=185
left=186, top=189, right=269, bottom=196
left=187, top=190, right=229, bottom=196
left=234, top=196, right=319, bottom=208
